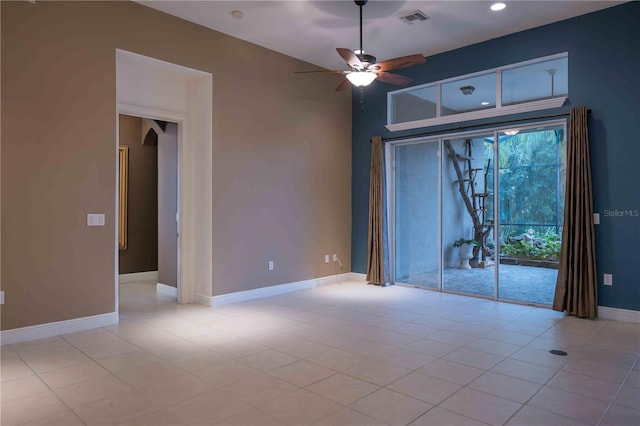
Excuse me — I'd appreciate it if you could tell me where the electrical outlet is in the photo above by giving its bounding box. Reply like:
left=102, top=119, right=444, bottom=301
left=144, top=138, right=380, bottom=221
left=324, top=255, right=330, bottom=264
left=603, top=274, right=613, bottom=286
left=268, top=260, right=274, bottom=271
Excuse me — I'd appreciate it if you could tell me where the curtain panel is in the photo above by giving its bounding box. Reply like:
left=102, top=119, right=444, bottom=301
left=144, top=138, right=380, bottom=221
left=366, top=136, right=390, bottom=285
left=553, top=106, right=598, bottom=318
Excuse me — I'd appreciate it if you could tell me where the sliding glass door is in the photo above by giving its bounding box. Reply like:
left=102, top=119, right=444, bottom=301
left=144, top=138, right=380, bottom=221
left=390, top=120, right=566, bottom=306
left=442, top=135, right=495, bottom=297
left=393, top=140, right=440, bottom=289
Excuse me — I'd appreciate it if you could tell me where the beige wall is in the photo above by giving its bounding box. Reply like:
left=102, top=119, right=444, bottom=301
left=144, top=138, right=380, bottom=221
left=158, top=123, right=178, bottom=288
left=1, top=1, right=351, bottom=330
left=118, top=115, right=159, bottom=275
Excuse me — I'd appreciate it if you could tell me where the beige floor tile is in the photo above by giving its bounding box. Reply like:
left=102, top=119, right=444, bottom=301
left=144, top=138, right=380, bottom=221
left=277, top=338, right=332, bottom=359
left=0, top=391, right=68, bottom=426
left=403, top=338, right=458, bottom=357
left=376, top=347, right=437, bottom=370
left=211, top=340, right=268, bottom=359
left=491, top=358, right=558, bottom=384
left=251, top=388, right=342, bottom=425
left=349, top=388, right=432, bottom=426
left=315, top=406, right=388, bottom=426
left=410, top=407, right=489, bottom=426
left=468, top=371, right=542, bottom=403
left=484, top=330, right=535, bottom=346
left=270, top=360, right=336, bottom=387
left=307, top=348, right=371, bottom=372
left=440, top=387, right=522, bottom=426
left=547, top=370, right=622, bottom=401
left=510, top=346, right=570, bottom=368
left=79, top=338, right=140, bottom=360
left=216, top=406, right=285, bottom=426
left=97, top=350, right=160, bottom=373
left=343, top=359, right=411, bottom=386
left=144, top=340, right=204, bottom=360
left=20, top=410, right=85, bottom=426
left=138, top=373, right=216, bottom=407
left=224, top=373, right=298, bottom=404
left=73, top=389, right=160, bottom=425
left=21, top=348, right=91, bottom=374
left=306, top=373, right=379, bottom=405
left=195, top=359, right=262, bottom=388
left=528, top=386, right=610, bottom=425
left=419, top=359, right=485, bottom=385
left=427, top=330, right=479, bottom=346
left=615, top=383, right=640, bottom=409
left=164, top=348, right=226, bottom=372
left=52, top=374, right=133, bottom=408
left=238, top=348, right=298, bottom=371
left=1, top=355, right=35, bottom=383
left=600, top=403, right=640, bottom=426
left=38, top=361, right=110, bottom=389
left=388, top=371, right=461, bottom=405
left=62, top=328, right=124, bottom=349
left=444, top=347, right=505, bottom=370
left=465, top=338, right=521, bottom=357
left=562, top=357, right=631, bottom=384
left=506, top=405, right=590, bottom=425
left=1, top=375, right=49, bottom=403
left=112, top=359, right=186, bottom=388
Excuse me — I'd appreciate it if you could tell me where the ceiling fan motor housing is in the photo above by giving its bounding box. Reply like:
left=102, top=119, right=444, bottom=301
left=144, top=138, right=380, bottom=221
left=357, top=53, right=377, bottom=69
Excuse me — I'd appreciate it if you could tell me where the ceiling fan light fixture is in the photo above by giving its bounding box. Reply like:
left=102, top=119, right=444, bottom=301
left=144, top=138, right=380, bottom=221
left=504, top=130, right=519, bottom=136
left=346, top=71, right=377, bottom=87
left=491, top=3, right=506, bottom=12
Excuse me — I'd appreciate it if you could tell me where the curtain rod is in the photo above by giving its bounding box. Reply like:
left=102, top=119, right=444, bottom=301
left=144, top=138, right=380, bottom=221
left=375, top=108, right=590, bottom=143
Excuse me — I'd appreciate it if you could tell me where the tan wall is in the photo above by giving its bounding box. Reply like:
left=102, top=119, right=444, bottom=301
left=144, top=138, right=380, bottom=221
left=118, top=115, right=159, bottom=275
left=157, top=123, right=178, bottom=288
left=1, top=1, right=351, bottom=330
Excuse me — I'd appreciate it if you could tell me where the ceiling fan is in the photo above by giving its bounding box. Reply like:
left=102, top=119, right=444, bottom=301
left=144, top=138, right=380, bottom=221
left=296, top=0, right=426, bottom=91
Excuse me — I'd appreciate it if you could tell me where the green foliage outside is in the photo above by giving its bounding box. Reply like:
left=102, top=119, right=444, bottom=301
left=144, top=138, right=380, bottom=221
left=501, top=229, right=562, bottom=261
left=482, top=128, right=565, bottom=262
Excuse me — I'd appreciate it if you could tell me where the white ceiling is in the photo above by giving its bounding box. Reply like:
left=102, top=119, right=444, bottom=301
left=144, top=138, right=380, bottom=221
left=137, top=0, right=624, bottom=71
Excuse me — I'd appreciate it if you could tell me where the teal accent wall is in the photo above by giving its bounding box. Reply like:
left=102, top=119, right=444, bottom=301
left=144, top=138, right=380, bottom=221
left=351, top=2, right=640, bottom=311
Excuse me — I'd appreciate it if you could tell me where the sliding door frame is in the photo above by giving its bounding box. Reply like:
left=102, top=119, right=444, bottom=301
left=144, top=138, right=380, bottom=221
left=388, top=118, right=567, bottom=306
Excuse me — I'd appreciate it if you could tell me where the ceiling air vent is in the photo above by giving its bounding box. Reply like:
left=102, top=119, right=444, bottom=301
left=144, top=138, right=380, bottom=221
left=400, top=11, right=430, bottom=25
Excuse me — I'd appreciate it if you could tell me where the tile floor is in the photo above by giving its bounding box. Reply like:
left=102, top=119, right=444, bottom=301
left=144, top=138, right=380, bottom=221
left=1, top=279, right=638, bottom=425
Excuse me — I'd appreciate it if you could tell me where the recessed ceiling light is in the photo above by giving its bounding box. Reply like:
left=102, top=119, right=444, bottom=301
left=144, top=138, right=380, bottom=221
left=491, top=3, right=506, bottom=12
left=481, top=101, right=490, bottom=106
left=230, top=10, right=244, bottom=19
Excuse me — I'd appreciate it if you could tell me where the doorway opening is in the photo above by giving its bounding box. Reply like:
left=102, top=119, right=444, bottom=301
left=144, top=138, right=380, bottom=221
left=115, top=49, right=213, bottom=312
left=390, top=119, right=566, bottom=306
left=117, top=114, right=179, bottom=304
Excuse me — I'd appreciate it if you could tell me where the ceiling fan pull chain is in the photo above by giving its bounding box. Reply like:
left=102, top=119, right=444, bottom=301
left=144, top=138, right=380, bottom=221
left=360, top=86, right=365, bottom=111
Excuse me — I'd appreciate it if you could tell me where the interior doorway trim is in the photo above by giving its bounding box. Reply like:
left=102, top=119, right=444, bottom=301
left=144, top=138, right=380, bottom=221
left=115, top=49, right=213, bottom=307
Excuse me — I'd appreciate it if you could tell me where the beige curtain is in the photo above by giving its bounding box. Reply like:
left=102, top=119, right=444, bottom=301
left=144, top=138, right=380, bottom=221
left=553, top=106, right=597, bottom=318
left=366, top=136, right=390, bottom=285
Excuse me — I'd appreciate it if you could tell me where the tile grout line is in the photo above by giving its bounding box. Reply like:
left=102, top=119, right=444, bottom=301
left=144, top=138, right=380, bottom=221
left=596, top=357, right=638, bottom=426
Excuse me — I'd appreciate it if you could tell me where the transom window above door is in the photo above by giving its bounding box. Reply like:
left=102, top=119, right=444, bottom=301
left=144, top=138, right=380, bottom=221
left=387, top=53, right=568, bottom=131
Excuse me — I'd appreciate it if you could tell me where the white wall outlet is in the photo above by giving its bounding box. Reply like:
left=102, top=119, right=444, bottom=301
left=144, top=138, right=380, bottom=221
left=87, top=213, right=105, bottom=226
left=0, top=291, right=4, bottom=305
left=333, top=254, right=338, bottom=262
left=593, top=213, right=600, bottom=225
left=268, top=260, right=274, bottom=271
left=324, top=255, right=330, bottom=264
left=603, top=274, right=613, bottom=286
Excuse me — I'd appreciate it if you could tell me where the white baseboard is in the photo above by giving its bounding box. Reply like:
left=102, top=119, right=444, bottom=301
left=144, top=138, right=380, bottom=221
left=157, top=283, right=178, bottom=298
left=119, top=271, right=158, bottom=283
left=599, top=306, right=640, bottom=323
left=348, top=272, right=367, bottom=282
left=1, top=312, right=119, bottom=345
left=196, top=272, right=353, bottom=308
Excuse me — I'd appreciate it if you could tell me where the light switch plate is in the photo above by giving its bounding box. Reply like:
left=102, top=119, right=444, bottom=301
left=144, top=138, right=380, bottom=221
left=0, top=291, right=4, bottom=305
left=87, top=214, right=105, bottom=226
left=593, top=213, right=600, bottom=225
